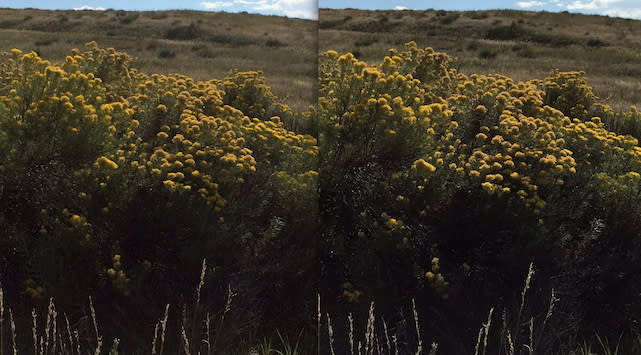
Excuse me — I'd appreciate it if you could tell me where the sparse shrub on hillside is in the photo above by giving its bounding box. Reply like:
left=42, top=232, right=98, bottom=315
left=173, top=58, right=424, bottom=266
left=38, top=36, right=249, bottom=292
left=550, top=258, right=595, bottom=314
left=158, top=49, right=176, bottom=58
left=191, top=44, right=216, bottom=58
left=165, top=23, right=200, bottom=40
left=354, top=37, right=378, bottom=47
left=439, top=14, right=459, bottom=25
left=34, top=37, right=57, bottom=46
left=486, top=21, right=523, bottom=40
left=586, top=38, right=608, bottom=47
left=478, top=47, right=497, bottom=59
left=512, top=43, right=536, bottom=58
left=265, top=38, right=287, bottom=47
left=148, top=11, right=169, bottom=20
left=467, top=11, right=489, bottom=19
left=119, top=13, right=139, bottom=25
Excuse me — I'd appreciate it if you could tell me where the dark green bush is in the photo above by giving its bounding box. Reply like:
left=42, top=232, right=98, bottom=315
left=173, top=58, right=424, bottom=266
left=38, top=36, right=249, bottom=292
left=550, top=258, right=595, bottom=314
left=165, top=23, right=200, bottom=40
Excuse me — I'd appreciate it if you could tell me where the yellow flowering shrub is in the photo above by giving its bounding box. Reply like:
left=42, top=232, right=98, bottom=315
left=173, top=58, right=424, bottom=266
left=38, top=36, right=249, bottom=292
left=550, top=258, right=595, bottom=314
left=320, top=43, right=641, bottom=342
left=542, top=69, right=598, bottom=121
left=0, top=43, right=317, bottom=347
left=222, top=69, right=293, bottom=123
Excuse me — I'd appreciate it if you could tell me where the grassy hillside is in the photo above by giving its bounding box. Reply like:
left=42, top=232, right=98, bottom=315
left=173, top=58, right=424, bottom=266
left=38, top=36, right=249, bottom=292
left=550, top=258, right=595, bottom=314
left=320, top=8, right=641, bottom=112
left=0, top=8, right=317, bottom=112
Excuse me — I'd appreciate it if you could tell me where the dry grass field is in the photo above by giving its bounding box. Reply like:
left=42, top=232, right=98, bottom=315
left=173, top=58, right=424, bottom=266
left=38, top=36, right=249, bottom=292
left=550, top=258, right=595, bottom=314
left=320, top=8, right=641, bottom=112
left=0, top=7, right=317, bottom=112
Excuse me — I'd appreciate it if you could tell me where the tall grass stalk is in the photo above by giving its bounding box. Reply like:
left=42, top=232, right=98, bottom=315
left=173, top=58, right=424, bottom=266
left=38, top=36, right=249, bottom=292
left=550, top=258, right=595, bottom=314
left=204, top=313, right=211, bottom=355
left=317, top=294, right=321, bottom=354
left=73, top=329, right=79, bottom=355
left=525, top=317, right=534, bottom=354
left=533, top=288, right=558, bottom=352
left=482, top=308, right=493, bottom=355
left=596, top=332, right=623, bottom=355
left=190, top=259, right=207, bottom=352
left=506, top=330, right=514, bottom=355
left=348, top=313, right=354, bottom=355
left=365, top=302, right=374, bottom=355
left=412, top=299, right=422, bottom=355
left=516, top=263, right=534, bottom=341
left=44, top=299, right=51, bottom=355
left=474, top=324, right=484, bottom=355
left=181, top=325, right=190, bottom=355
left=275, top=328, right=303, bottom=355
left=63, top=314, right=73, bottom=355
left=212, top=284, right=235, bottom=353
left=474, top=307, right=494, bottom=355
left=1, top=286, right=4, bottom=355
left=159, top=304, right=169, bottom=355
left=151, top=321, right=160, bottom=355
left=89, top=296, right=102, bottom=355
left=326, top=312, right=335, bottom=355
left=31, top=309, right=37, bottom=355
left=382, top=317, right=390, bottom=355
left=9, top=309, right=16, bottom=355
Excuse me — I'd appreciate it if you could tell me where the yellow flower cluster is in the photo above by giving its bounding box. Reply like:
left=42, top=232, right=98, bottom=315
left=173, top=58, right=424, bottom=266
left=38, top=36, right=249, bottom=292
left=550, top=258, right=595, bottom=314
left=341, top=282, right=363, bottom=303
left=107, top=254, right=131, bottom=295
left=24, top=278, right=46, bottom=300
left=320, top=42, right=641, bottom=299
left=1, top=42, right=318, bottom=303
left=54, top=48, right=320, bottom=215
left=425, top=257, right=448, bottom=299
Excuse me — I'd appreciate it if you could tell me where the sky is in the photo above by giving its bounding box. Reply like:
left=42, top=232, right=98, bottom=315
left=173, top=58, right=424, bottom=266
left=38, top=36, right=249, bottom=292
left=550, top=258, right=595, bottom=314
left=1, top=0, right=318, bottom=20
left=3, top=0, right=640, bottom=21
left=320, top=0, right=641, bottom=20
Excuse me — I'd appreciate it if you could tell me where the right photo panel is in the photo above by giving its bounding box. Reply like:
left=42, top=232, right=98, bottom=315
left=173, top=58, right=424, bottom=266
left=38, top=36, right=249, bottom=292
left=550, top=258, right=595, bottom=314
left=319, top=1, right=641, bottom=354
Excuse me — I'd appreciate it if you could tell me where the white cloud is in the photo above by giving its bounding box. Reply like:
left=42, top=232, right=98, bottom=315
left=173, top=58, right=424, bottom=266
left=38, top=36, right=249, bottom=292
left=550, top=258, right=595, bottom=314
left=566, top=0, right=597, bottom=9
left=602, top=7, right=641, bottom=18
left=201, top=1, right=234, bottom=8
left=517, top=1, right=545, bottom=8
left=201, top=0, right=315, bottom=19
left=254, top=1, right=279, bottom=10
left=283, top=7, right=316, bottom=19
left=253, top=0, right=317, bottom=19
left=565, top=0, right=624, bottom=10
left=73, top=5, right=106, bottom=10
left=234, top=0, right=268, bottom=4
left=394, top=6, right=409, bottom=10
left=543, top=0, right=640, bottom=19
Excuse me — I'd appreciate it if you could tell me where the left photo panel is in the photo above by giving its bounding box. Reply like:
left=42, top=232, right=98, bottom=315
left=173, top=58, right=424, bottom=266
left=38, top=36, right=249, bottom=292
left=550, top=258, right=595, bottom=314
left=0, top=2, right=318, bottom=354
